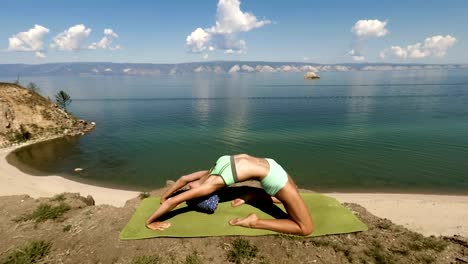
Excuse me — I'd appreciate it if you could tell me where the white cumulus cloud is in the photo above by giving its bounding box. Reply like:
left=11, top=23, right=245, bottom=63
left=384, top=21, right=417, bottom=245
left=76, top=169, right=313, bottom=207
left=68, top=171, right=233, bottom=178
left=8, top=25, right=50, bottom=52
left=348, top=49, right=365, bottom=61
left=380, top=35, right=456, bottom=59
left=186, top=0, right=270, bottom=55
left=186, top=28, right=213, bottom=53
left=88, top=28, right=121, bottom=50
left=351, top=19, right=388, bottom=38
left=348, top=19, right=388, bottom=61
left=50, top=24, right=91, bottom=51
left=210, top=0, right=270, bottom=34
left=35, top=51, right=46, bottom=59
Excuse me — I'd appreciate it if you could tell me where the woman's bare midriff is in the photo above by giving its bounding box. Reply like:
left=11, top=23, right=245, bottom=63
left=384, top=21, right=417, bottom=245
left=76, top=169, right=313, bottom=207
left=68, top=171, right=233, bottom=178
left=233, top=154, right=271, bottom=182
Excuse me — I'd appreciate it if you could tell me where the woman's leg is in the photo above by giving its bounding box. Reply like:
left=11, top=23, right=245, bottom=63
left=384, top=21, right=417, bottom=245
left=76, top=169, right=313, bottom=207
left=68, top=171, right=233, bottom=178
left=230, top=187, right=281, bottom=207
left=146, top=176, right=225, bottom=229
left=229, top=182, right=314, bottom=236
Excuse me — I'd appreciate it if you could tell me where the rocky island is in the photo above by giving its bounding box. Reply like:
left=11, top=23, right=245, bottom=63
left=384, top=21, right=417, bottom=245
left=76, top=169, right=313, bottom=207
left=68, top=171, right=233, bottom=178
left=304, top=71, right=320, bottom=79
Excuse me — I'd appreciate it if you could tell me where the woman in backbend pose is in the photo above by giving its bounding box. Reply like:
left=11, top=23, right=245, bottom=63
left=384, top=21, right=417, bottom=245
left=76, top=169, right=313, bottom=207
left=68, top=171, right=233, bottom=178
left=145, top=154, right=314, bottom=236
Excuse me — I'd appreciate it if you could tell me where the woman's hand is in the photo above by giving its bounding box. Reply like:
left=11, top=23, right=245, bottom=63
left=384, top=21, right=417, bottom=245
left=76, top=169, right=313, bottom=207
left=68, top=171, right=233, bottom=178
left=146, top=221, right=171, bottom=231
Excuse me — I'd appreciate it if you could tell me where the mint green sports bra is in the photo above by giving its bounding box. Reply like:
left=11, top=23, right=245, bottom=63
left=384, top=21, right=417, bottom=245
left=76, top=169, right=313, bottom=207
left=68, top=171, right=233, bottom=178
left=209, top=155, right=238, bottom=186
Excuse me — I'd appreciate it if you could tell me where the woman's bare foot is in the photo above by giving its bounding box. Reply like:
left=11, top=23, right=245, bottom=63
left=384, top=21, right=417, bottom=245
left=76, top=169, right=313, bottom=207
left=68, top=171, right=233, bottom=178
left=231, top=198, right=246, bottom=207
left=146, top=221, right=171, bottom=231
left=228, top=213, right=258, bottom=228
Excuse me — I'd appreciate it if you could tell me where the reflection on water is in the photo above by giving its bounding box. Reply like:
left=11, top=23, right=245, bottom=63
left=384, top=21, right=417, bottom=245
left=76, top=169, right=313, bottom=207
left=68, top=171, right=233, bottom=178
left=8, top=136, right=81, bottom=176
left=6, top=70, right=468, bottom=193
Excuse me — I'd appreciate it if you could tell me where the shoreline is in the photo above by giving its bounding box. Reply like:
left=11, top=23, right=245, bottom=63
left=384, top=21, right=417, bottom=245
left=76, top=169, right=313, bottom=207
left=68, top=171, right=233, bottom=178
left=1, top=141, right=468, bottom=237
left=0, top=142, right=140, bottom=207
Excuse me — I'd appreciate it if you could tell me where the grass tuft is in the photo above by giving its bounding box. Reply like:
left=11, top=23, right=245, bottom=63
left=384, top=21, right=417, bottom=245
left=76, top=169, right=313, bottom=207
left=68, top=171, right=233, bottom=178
left=14, top=202, right=71, bottom=223
left=406, top=233, right=448, bottom=252
left=131, top=255, right=162, bottom=264
left=1, top=240, right=51, bottom=264
left=51, top=193, right=66, bottom=202
left=226, top=238, right=258, bottom=264
left=62, top=224, right=72, bottom=232
left=365, top=240, right=396, bottom=264
left=185, top=250, right=202, bottom=264
left=9, top=125, right=32, bottom=143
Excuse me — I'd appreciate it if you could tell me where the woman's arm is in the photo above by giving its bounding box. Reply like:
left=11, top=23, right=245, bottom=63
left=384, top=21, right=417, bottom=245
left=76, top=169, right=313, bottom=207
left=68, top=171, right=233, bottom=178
left=146, top=182, right=221, bottom=226
left=160, top=170, right=210, bottom=203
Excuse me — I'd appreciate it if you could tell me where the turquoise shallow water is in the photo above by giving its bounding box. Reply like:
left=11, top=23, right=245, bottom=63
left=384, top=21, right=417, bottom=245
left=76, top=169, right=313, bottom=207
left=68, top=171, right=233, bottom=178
left=5, top=70, right=468, bottom=193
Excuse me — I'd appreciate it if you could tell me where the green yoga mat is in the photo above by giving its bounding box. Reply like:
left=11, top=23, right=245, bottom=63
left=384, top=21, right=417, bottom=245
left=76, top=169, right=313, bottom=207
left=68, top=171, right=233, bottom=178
left=120, top=192, right=367, bottom=239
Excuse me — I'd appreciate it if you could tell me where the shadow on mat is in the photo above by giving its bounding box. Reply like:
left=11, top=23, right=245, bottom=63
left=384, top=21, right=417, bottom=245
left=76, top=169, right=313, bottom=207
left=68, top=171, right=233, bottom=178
left=159, top=186, right=288, bottom=221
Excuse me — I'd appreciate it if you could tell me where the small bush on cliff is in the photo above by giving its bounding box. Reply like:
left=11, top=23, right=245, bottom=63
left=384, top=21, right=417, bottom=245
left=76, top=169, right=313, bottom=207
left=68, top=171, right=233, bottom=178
left=10, top=125, right=31, bottom=143
left=226, top=238, right=258, bottom=264
left=55, top=90, right=72, bottom=112
left=27, top=82, right=41, bottom=94
left=1, top=240, right=51, bottom=264
left=14, top=202, right=71, bottom=223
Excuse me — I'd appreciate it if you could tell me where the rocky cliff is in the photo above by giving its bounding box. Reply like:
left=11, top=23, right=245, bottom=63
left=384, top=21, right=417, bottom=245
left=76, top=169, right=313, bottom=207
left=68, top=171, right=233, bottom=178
left=0, top=82, right=94, bottom=147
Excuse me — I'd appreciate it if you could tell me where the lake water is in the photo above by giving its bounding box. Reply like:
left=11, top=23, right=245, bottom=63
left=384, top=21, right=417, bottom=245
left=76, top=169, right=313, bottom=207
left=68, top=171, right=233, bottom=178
left=5, top=70, right=468, bottom=194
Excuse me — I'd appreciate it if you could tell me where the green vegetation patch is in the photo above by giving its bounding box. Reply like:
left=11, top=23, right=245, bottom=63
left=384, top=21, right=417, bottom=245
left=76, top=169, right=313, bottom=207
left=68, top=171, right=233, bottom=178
left=131, top=255, right=162, bottom=264
left=226, top=238, right=258, bottom=264
left=14, top=202, right=71, bottom=223
left=0, top=240, right=51, bottom=264
left=9, top=125, right=32, bottom=143
left=406, top=233, right=448, bottom=252
left=51, top=193, right=66, bottom=202
left=185, top=250, right=202, bottom=264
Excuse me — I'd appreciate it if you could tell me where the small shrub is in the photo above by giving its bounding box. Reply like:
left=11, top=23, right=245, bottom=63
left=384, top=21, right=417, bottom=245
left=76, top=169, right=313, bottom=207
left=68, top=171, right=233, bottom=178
left=415, top=253, right=436, bottom=264
left=406, top=234, right=448, bottom=252
left=11, top=125, right=31, bottom=143
left=131, top=255, right=162, bottom=264
left=51, top=193, right=66, bottom=202
left=139, top=192, right=150, bottom=200
left=14, top=202, right=71, bottom=223
left=63, top=224, right=72, bottom=232
left=27, top=82, right=41, bottom=94
left=1, top=240, right=51, bottom=264
left=185, top=250, right=202, bottom=264
left=421, top=237, right=448, bottom=252
left=227, top=238, right=258, bottom=264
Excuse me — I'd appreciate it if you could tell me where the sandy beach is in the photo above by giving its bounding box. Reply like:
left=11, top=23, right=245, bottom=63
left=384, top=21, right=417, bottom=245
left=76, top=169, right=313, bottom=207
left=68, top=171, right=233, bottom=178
left=0, top=145, right=140, bottom=207
left=327, top=193, right=468, bottom=237
left=1, top=144, right=467, bottom=237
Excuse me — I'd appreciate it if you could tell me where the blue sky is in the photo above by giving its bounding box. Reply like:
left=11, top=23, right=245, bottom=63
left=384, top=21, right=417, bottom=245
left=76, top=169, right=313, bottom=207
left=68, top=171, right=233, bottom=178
left=1, top=0, right=467, bottom=64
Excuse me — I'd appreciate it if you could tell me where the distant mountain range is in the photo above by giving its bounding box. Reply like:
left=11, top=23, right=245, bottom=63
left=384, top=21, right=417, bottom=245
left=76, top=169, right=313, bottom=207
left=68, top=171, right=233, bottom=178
left=0, top=61, right=467, bottom=76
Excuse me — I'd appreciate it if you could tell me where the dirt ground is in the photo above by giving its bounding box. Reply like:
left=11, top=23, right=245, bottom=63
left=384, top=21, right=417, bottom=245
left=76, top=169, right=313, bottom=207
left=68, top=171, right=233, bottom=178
left=0, top=190, right=467, bottom=264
